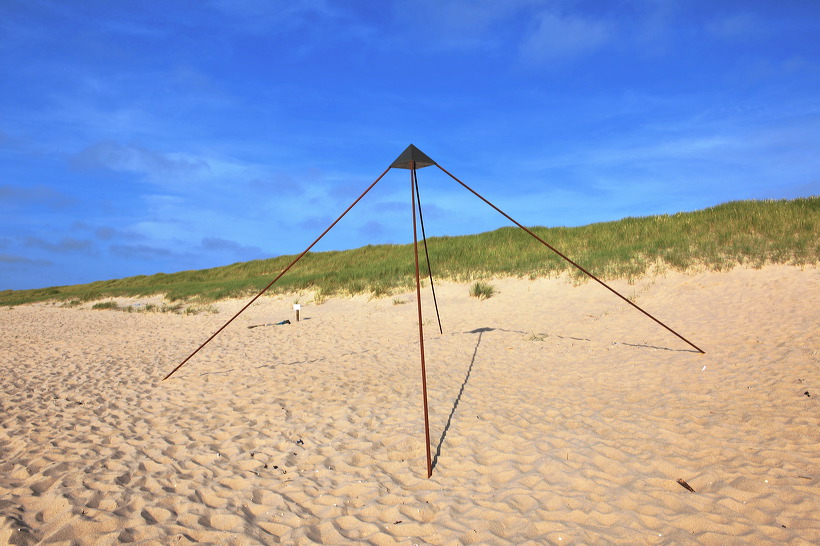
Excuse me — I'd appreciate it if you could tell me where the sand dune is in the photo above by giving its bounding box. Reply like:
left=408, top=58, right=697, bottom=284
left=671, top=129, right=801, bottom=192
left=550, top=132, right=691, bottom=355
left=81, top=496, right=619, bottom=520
left=1, top=265, right=818, bottom=544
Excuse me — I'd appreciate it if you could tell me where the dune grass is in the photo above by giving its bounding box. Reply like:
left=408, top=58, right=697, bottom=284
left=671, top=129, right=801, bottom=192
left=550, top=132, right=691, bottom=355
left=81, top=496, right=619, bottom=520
left=1, top=197, right=817, bottom=307
left=469, top=282, right=497, bottom=300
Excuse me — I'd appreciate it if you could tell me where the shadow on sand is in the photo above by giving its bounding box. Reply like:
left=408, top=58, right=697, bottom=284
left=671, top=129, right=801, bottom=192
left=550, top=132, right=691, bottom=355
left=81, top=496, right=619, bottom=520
left=431, top=327, right=492, bottom=471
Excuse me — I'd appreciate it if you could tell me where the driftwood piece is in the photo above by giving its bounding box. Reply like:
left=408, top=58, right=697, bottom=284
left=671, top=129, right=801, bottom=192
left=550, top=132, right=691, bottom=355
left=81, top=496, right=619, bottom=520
left=677, top=478, right=696, bottom=492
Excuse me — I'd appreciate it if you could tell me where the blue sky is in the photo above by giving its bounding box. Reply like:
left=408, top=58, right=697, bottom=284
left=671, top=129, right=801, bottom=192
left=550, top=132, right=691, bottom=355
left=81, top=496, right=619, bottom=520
left=2, top=0, right=819, bottom=290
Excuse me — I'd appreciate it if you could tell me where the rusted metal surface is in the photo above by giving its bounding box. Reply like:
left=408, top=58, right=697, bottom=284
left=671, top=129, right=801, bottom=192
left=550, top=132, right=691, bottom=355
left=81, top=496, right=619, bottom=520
left=411, top=163, right=434, bottom=479
left=434, top=162, right=705, bottom=354
left=413, top=167, right=443, bottom=335
left=162, top=165, right=393, bottom=382
left=391, top=144, right=436, bottom=169
left=164, top=144, right=704, bottom=484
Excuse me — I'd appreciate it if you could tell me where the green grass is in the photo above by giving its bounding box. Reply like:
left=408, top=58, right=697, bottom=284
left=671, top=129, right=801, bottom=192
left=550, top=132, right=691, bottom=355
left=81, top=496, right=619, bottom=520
left=469, top=281, right=496, bottom=300
left=1, top=197, right=817, bottom=307
left=91, top=301, right=119, bottom=310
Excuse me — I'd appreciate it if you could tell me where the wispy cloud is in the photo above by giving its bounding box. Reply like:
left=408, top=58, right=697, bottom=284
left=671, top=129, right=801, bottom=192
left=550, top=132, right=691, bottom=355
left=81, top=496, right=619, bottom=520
left=72, top=142, right=211, bottom=181
left=207, top=0, right=343, bottom=35
left=706, top=12, right=761, bottom=41
left=200, top=237, right=264, bottom=257
left=0, top=185, right=76, bottom=210
left=2, top=0, right=817, bottom=290
left=519, top=9, right=610, bottom=64
left=391, top=0, right=537, bottom=50
left=23, top=236, right=95, bottom=255
left=110, top=243, right=174, bottom=260
left=0, top=254, right=52, bottom=266
left=249, top=173, right=308, bottom=197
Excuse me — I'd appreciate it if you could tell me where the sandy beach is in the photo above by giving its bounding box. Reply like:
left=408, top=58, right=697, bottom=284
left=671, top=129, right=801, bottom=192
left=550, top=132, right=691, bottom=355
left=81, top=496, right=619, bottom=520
left=1, top=264, right=818, bottom=544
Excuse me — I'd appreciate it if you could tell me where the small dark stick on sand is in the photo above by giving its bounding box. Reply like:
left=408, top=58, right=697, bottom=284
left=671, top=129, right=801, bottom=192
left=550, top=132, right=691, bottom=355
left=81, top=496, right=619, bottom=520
left=677, top=478, right=696, bottom=492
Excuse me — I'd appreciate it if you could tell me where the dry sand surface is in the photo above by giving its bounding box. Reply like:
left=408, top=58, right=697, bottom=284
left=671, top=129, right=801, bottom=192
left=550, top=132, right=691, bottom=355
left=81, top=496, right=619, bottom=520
left=1, top=265, right=818, bottom=544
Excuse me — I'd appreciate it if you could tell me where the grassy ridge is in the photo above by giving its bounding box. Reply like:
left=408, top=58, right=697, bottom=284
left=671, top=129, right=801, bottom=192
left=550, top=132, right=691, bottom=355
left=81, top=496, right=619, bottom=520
left=2, top=197, right=817, bottom=306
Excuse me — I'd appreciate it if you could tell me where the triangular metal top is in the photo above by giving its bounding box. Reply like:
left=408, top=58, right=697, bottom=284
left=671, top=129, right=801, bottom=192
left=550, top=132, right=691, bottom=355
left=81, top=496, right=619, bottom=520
left=390, top=144, right=436, bottom=169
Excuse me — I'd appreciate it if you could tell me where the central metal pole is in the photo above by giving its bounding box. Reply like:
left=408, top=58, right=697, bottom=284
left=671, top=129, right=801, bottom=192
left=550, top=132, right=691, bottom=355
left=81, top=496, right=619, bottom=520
left=412, top=162, right=433, bottom=478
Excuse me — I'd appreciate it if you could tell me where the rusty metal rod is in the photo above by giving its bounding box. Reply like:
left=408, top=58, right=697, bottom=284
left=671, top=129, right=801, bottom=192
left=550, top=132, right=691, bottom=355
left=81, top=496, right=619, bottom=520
left=162, top=165, right=393, bottom=382
left=412, top=164, right=434, bottom=479
left=413, top=167, right=443, bottom=335
left=435, top=163, right=705, bottom=354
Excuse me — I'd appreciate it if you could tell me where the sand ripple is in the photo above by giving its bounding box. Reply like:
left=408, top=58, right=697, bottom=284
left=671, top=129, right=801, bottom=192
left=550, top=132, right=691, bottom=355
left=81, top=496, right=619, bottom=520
left=1, top=265, right=818, bottom=543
